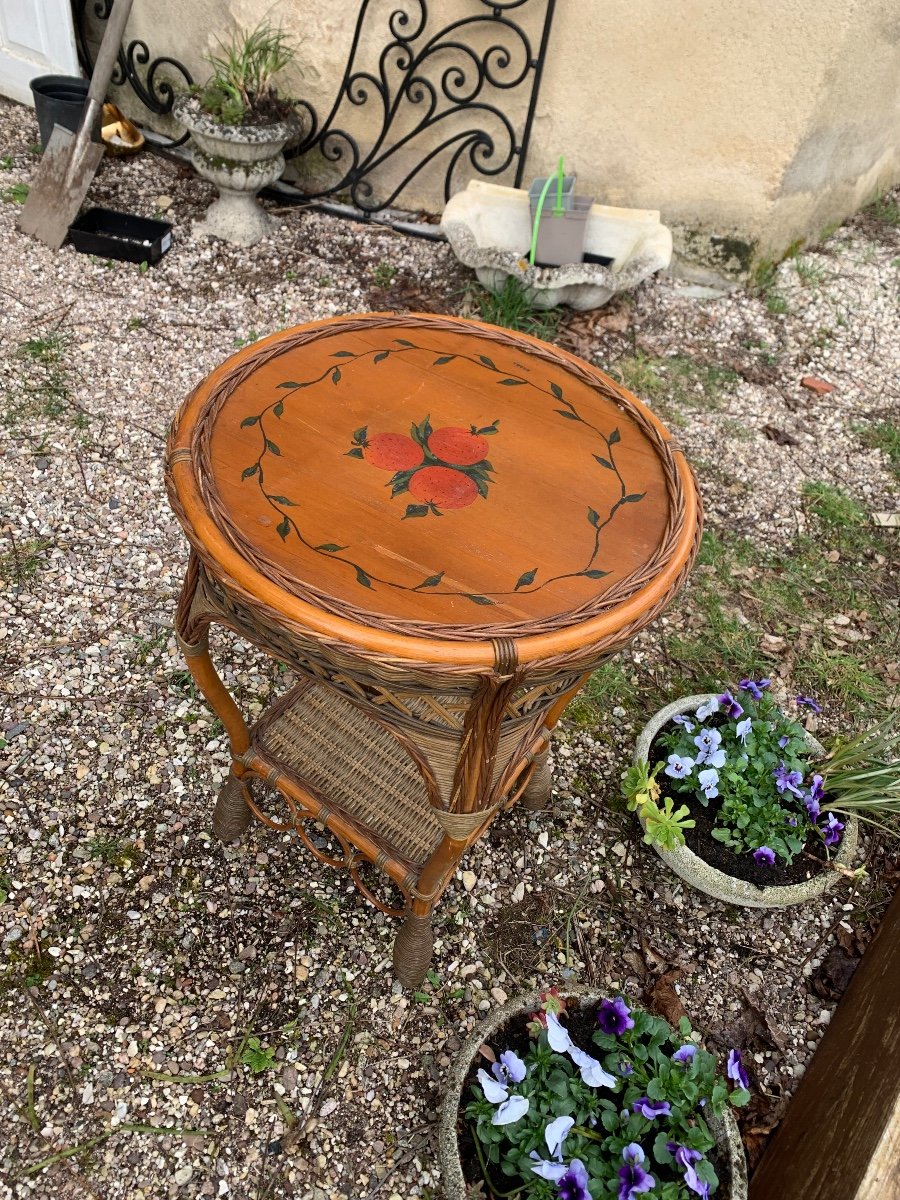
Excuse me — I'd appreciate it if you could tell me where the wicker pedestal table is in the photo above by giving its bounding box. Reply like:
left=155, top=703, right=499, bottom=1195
left=165, top=313, right=701, bottom=987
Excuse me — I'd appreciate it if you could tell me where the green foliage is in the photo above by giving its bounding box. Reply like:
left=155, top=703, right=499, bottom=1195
left=373, top=261, right=397, bottom=288
left=197, top=22, right=296, bottom=124
left=239, top=1036, right=277, bottom=1073
left=0, top=154, right=12, bottom=170
left=819, top=713, right=900, bottom=831
left=854, top=420, right=900, bottom=479
left=640, top=794, right=696, bottom=852
left=469, top=276, right=561, bottom=340
left=659, top=691, right=814, bottom=864
left=466, top=997, right=747, bottom=1199
left=869, top=190, right=900, bottom=227
left=1, top=182, right=28, bottom=204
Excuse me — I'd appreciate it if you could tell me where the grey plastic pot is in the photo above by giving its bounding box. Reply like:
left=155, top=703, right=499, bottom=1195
left=634, top=694, right=858, bottom=907
left=531, top=196, right=594, bottom=266
left=528, top=173, right=577, bottom=212
left=439, top=987, right=748, bottom=1200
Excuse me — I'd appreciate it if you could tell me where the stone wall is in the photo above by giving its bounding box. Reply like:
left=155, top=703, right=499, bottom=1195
left=95, top=0, right=900, bottom=280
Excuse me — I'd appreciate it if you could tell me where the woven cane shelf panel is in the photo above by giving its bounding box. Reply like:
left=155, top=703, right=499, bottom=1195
left=168, top=314, right=700, bottom=653
left=251, top=681, right=444, bottom=866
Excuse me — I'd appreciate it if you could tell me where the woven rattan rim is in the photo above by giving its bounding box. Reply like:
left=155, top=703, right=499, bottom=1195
left=166, top=314, right=702, bottom=668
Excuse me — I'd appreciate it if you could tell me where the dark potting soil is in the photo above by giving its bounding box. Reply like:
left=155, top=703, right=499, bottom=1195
left=456, top=999, right=731, bottom=1198
left=648, top=733, right=830, bottom=888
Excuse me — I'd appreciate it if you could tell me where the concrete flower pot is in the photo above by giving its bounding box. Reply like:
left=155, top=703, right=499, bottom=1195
left=173, top=95, right=297, bottom=247
left=439, top=987, right=748, bottom=1200
left=441, top=179, right=672, bottom=310
left=634, top=695, right=859, bottom=908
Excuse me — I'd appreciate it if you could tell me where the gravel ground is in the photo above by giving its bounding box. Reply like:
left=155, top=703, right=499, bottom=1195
left=1, top=95, right=898, bottom=1200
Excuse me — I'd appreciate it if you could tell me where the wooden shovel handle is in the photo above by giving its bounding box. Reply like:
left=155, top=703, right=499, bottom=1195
left=86, top=0, right=134, bottom=107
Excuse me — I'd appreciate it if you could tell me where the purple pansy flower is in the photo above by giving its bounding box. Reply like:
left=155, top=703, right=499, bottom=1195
left=618, top=1144, right=655, bottom=1200
left=673, top=713, right=696, bottom=732
left=694, top=729, right=726, bottom=769
left=753, top=846, right=775, bottom=865
left=558, top=1157, right=591, bottom=1200
left=617, top=1058, right=634, bottom=1076
left=672, top=1043, right=697, bottom=1065
left=698, top=768, right=720, bottom=800
left=665, top=752, right=696, bottom=780
left=821, top=812, right=844, bottom=846
left=633, top=1097, right=672, bottom=1119
left=727, top=1048, right=749, bottom=1089
left=796, top=694, right=822, bottom=713
left=695, top=696, right=719, bottom=721
left=805, top=793, right=821, bottom=820
left=778, top=734, right=790, bottom=749
left=735, top=717, right=752, bottom=744
left=667, top=1143, right=709, bottom=1199
left=786, top=816, right=798, bottom=827
left=739, top=678, right=770, bottom=701
left=774, top=761, right=804, bottom=797
left=718, top=690, right=744, bottom=720
left=598, top=997, right=634, bottom=1036
left=492, top=1049, right=527, bottom=1085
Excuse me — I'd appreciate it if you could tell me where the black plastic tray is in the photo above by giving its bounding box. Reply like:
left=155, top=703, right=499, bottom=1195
left=67, top=207, right=173, bottom=264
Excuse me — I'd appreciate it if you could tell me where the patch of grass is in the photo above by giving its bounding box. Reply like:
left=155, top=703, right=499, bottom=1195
left=233, top=330, right=260, bottom=348
left=793, top=257, right=828, bottom=288
left=765, top=292, right=790, bottom=315
left=468, top=276, right=561, bottom=341
left=0, top=154, right=12, bottom=170
left=1, top=182, right=28, bottom=204
left=870, top=191, right=900, bottom=227
left=566, top=662, right=638, bottom=726
left=648, top=496, right=892, bottom=720
left=87, top=836, right=143, bottom=869
left=854, top=420, right=900, bottom=479
left=372, top=260, right=396, bottom=288
left=130, top=628, right=170, bottom=667
left=0, top=537, right=52, bottom=586
left=613, top=353, right=740, bottom=415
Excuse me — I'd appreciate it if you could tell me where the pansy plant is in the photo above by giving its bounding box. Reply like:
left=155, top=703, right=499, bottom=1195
left=466, top=995, right=749, bottom=1199
left=630, top=682, right=848, bottom=867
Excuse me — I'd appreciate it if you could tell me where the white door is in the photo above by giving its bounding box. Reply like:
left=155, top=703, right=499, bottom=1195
left=0, top=0, right=81, bottom=105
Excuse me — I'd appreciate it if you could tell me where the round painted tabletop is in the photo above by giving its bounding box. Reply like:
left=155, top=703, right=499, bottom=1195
left=167, top=314, right=700, bottom=663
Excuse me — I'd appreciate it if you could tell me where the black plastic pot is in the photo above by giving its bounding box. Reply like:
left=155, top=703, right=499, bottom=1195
left=30, top=75, right=97, bottom=149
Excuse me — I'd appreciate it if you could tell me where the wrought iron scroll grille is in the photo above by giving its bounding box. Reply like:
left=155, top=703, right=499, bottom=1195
left=73, top=0, right=556, bottom=213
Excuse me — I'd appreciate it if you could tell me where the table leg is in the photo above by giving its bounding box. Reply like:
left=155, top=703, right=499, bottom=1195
left=213, top=771, right=254, bottom=843
left=521, top=746, right=552, bottom=810
left=392, top=911, right=434, bottom=989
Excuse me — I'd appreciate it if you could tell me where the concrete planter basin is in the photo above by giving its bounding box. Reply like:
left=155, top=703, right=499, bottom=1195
left=174, top=95, right=297, bottom=247
left=439, top=987, right=748, bottom=1199
left=634, top=694, right=859, bottom=908
left=441, top=179, right=673, bottom=310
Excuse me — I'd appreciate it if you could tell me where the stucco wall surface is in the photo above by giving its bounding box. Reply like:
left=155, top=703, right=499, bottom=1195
left=100, top=0, right=900, bottom=278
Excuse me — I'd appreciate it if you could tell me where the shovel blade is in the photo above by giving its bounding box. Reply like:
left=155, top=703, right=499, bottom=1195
left=19, top=124, right=105, bottom=249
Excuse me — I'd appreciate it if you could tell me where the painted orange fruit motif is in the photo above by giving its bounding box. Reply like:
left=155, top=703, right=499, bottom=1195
left=408, top=465, right=479, bottom=509
left=427, top=426, right=489, bottom=466
left=363, top=432, right=424, bottom=472
left=347, top=415, right=499, bottom=518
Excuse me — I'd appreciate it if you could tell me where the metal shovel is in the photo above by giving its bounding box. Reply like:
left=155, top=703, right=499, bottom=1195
left=19, top=0, right=135, bottom=249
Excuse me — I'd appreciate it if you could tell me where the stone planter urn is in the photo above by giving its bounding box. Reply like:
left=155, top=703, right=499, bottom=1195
left=634, top=694, right=859, bottom=908
left=439, top=987, right=749, bottom=1200
left=173, top=95, right=296, bottom=247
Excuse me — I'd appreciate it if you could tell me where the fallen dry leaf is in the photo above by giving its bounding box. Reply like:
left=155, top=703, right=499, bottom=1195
left=738, top=1086, right=789, bottom=1169
left=762, top=424, right=799, bottom=446
left=647, top=968, right=688, bottom=1025
left=810, top=944, right=859, bottom=1000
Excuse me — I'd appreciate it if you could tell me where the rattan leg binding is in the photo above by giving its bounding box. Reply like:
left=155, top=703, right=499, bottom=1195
left=213, top=772, right=254, bottom=842
left=521, top=747, right=552, bottom=811
left=392, top=911, right=434, bottom=988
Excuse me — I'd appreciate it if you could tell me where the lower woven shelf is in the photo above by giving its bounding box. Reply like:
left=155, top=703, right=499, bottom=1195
left=249, top=681, right=446, bottom=867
